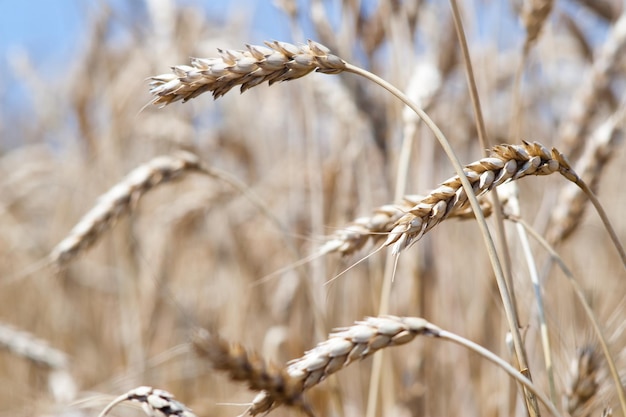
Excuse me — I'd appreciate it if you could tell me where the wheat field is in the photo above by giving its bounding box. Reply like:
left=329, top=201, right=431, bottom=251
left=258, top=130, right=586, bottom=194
left=1, top=1, right=625, bottom=417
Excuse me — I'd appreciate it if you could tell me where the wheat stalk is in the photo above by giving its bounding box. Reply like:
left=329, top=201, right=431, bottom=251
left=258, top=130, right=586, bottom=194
left=98, top=386, right=196, bottom=417
left=49, top=151, right=203, bottom=266
left=149, top=40, right=346, bottom=105
left=385, top=141, right=579, bottom=254
left=320, top=195, right=492, bottom=256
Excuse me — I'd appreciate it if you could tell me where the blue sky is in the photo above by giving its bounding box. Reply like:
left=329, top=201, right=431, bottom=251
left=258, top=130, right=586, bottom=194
left=0, top=0, right=297, bottom=113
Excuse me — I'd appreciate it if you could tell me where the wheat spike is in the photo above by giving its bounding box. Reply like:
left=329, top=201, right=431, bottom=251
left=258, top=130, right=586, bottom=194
left=320, top=195, right=492, bottom=256
left=193, top=318, right=438, bottom=416
left=557, top=12, right=626, bottom=160
left=149, top=40, right=345, bottom=105
left=98, top=386, right=196, bottom=417
left=191, top=328, right=307, bottom=415
left=248, top=316, right=438, bottom=415
left=50, top=151, right=203, bottom=266
left=565, top=346, right=600, bottom=416
left=547, top=111, right=624, bottom=244
left=385, top=141, right=579, bottom=253
left=0, top=322, right=68, bottom=369
left=521, top=0, right=555, bottom=47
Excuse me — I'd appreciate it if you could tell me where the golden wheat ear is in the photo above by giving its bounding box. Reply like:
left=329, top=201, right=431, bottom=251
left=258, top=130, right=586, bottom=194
left=384, top=141, right=578, bottom=254
left=149, top=40, right=346, bottom=105
left=236, top=316, right=561, bottom=417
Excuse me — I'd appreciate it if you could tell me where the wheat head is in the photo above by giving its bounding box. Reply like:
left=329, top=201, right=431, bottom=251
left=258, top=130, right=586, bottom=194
left=565, top=346, right=600, bottom=416
left=385, top=141, right=579, bottom=253
left=149, top=40, right=345, bottom=105
left=50, top=151, right=203, bottom=266
left=320, top=195, right=492, bottom=256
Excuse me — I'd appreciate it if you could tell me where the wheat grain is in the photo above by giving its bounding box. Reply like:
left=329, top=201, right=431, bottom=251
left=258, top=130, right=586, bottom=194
left=49, top=151, right=203, bottom=266
left=320, top=195, right=492, bottom=256
left=149, top=40, right=345, bottom=105
left=98, top=386, right=196, bottom=417
left=385, top=141, right=579, bottom=254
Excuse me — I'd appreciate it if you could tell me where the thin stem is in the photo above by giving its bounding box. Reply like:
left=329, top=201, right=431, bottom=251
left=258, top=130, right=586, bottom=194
left=343, top=62, right=530, bottom=417
left=435, top=329, right=562, bottom=417
left=515, top=219, right=558, bottom=405
left=575, top=178, right=626, bottom=269
left=446, top=4, right=539, bottom=414
left=366, top=67, right=419, bottom=417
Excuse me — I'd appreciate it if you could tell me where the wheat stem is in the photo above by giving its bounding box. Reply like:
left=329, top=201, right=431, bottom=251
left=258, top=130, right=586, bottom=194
left=500, top=183, right=558, bottom=406
left=449, top=2, right=535, bottom=414
left=573, top=178, right=626, bottom=270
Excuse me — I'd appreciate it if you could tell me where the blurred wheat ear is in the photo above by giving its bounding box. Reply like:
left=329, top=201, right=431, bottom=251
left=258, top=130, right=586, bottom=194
left=49, top=151, right=203, bottom=267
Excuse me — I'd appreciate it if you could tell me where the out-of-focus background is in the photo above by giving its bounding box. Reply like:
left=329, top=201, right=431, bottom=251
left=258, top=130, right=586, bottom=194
left=1, top=1, right=625, bottom=416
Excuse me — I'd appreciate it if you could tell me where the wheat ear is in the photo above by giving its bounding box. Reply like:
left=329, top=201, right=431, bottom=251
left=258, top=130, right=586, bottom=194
left=191, top=329, right=311, bottom=416
left=557, top=11, right=626, bottom=160
left=97, top=386, right=196, bottom=417
left=547, top=110, right=625, bottom=245
left=320, top=195, right=492, bottom=256
left=385, top=141, right=578, bottom=253
left=565, top=346, right=600, bottom=416
left=521, top=0, right=555, bottom=48
left=241, top=316, right=560, bottom=417
left=149, top=40, right=346, bottom=105
left=0, top=322, right=68, bottom=369
left=49, top=152, right=203, bottom=266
